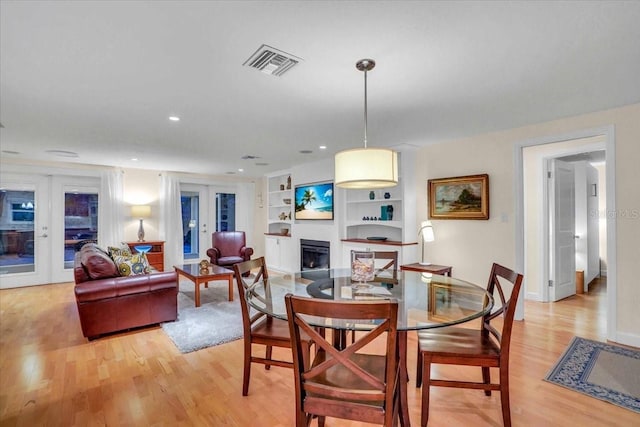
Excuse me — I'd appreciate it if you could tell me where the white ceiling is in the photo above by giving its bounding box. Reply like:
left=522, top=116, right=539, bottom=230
left=1, top=1, right=639, bottom=178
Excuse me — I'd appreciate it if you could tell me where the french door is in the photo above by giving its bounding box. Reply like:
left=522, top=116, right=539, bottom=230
left=0, top=173, right=99, bottom=288
left=0, top=174, right=50, bottom=287
left=51, top=177, right=100, bottom=283
left=180, top=184, right=237, bottom=263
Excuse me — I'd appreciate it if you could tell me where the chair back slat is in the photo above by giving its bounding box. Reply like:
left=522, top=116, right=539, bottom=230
left=233, top=257, right=269, bottom=332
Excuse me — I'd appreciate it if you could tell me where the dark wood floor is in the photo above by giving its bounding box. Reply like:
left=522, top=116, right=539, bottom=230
left=1, top=276, right=638, bottom=426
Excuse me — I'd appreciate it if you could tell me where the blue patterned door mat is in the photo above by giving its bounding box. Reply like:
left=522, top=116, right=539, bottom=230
left=545, top=336, right=640, bottom=414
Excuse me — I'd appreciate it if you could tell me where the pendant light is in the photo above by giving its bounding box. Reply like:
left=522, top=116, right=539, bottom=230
left=335, top=59, right=398, bottom=189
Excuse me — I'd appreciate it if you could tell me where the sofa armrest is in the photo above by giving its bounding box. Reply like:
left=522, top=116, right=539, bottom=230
left=240, top=246, right=254, bottom=259
left=206, top=247, right=220, bottom=263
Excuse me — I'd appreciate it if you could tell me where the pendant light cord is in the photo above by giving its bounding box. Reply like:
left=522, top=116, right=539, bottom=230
left=363, top=68, right=368, bottom=149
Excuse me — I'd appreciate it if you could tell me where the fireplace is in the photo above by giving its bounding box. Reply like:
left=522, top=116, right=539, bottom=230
left=300, top=239, right=330, bottom=271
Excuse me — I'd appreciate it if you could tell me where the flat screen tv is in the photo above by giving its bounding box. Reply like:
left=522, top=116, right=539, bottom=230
left=294, top=181, right=334, bottom=220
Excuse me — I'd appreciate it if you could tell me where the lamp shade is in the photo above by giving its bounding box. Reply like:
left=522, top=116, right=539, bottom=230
left=335, top=148, right=398, bottom=189
left=420, top=220, right=435, bottom=242
left=131, top=205, right=151, bottom=218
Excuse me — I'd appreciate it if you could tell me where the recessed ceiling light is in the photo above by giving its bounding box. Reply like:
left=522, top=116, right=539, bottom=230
left=131, top=158, right=138, bottom=161
left=238, top=168, right=244, bottom=172
left=45, top=150, right=78, bottom=158
left=319, top=145, right=327, bottom=150
left=168, top=116, right=180, bottom=121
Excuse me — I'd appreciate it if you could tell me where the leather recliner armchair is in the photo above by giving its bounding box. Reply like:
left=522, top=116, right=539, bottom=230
left=206, top=231, right=254, bottom=275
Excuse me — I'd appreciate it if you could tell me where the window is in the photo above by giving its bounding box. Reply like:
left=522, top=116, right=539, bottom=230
left=181, top=192, right=200, bottom=260
left=11, top=201, right=34, bottom=222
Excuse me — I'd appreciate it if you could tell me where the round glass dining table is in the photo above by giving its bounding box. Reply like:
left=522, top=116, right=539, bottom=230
left=245, top=268, right=493, bottom=426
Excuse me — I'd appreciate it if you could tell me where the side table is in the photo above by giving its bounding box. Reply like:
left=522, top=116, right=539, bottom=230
left=400, top=263, right=452, bottom=277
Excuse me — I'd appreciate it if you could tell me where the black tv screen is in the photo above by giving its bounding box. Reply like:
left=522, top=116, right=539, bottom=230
left=294, top=182, right=334, bottom=220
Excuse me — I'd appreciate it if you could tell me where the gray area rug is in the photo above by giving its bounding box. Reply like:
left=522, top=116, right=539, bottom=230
left=161, top=280, right=244, bottom=353
left=545, top=336, right=640, bottom=414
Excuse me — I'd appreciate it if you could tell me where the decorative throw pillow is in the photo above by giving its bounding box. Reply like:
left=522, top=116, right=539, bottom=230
left=108, top=243, right=132, bottom=259
left=112, top=252, right=151, bottom=276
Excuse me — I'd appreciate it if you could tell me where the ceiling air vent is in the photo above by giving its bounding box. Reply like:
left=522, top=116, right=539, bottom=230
left=243, top=44, right=302, bottom=77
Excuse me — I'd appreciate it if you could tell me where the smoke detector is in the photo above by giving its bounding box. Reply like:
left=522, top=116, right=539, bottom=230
left=243, top=44, right=302, bottom=77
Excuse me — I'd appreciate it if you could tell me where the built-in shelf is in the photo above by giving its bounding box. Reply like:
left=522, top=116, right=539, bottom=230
left=339, top=151, right=419, bottom=267
left=265, top=171, right=295, bottom=273
left=267, top=171, right=293, bottom=235
left=341, top=239, right=417, bottom=247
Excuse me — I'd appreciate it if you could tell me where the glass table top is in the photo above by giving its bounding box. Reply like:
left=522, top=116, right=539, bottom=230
left=246, top=268, right=493, bottom=331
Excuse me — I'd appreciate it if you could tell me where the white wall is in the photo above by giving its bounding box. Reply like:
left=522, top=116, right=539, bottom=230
left=414, top=103, right=640, bottom=346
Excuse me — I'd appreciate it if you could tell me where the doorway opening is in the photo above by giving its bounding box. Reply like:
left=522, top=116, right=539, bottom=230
left=516, top=126, right=616, bottom=341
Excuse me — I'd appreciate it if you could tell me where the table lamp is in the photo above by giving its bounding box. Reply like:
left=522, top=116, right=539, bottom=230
left=131, top=205, right=151, bottom=242
left=418, top=220, right=435, bottom=265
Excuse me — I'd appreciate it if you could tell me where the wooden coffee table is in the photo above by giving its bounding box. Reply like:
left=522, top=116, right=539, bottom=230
left=174, top=264, right=235, bottom=307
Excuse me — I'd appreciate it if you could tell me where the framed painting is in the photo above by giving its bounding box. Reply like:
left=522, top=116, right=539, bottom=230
left=428, top=174, right=489, bottom=220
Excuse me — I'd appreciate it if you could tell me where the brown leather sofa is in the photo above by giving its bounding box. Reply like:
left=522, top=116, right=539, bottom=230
left=74, top=243, right=178, bottom=339
left=206, top=231, right=253, bottom=274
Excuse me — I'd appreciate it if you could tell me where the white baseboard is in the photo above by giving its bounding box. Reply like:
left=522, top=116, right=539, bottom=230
left=611, top=332, right=640, bottom=348
left=525, top=291, right=543, bottom=302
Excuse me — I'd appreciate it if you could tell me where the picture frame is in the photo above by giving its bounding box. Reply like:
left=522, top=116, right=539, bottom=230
left=428, top=174, right=489, bottom=220
left=294, top=181, right=334, bottom=220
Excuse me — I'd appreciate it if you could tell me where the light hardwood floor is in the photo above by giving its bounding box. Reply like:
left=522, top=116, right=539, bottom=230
left=1, top=278, right=638, bottom=426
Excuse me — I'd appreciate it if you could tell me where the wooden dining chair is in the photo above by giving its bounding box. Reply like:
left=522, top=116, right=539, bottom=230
left=285, top=294, right=401, bottom=427
left=373, top=251, right=398, bottom=279
left=345, top=250, right=399, bottom=345
left=233, top=257, right=311, bottom=396
left=415, top=262, right=524, bottom=427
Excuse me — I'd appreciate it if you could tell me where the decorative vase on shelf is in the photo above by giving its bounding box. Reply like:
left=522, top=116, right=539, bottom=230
left=384, top=192, right=391, bottom=199
left=380, top=205, right=388, bottom=220
left=386, top=205, right=394, bottom=221
left=369, top=191, right=375, bottom=200
left=286, top=175, right=291, bottom=190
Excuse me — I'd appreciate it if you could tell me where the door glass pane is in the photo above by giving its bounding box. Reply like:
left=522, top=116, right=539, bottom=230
left=216, top=193, right=235, bottom=231
left=0, top=190, right=36, bottom=274
left=181, top=192, right=199, bottom=259
left=64, top=192, right=99, bottom=269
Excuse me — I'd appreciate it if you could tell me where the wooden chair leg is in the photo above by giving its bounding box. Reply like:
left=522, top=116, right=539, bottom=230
left=416, top=349, right=423, bottom=388
left=242, top=340, right=252, bottom=396
left=420, top=356, right=432, bottom=427
left=265, top=345, right=273, bottom=370
left=482, top=366, right=491, bottom=396
left=500, top=368, right=512, bottom=427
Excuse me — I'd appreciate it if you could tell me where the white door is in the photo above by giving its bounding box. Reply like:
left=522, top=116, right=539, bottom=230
left=50, top=177, right=100, bottom=283
left=180, top=184, right=237, bottom=263
left=549, top=159, right=576, bottom=301
left=181, top=184, right=209, bottom=262
left=0, top=174, right=50, bottom=288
